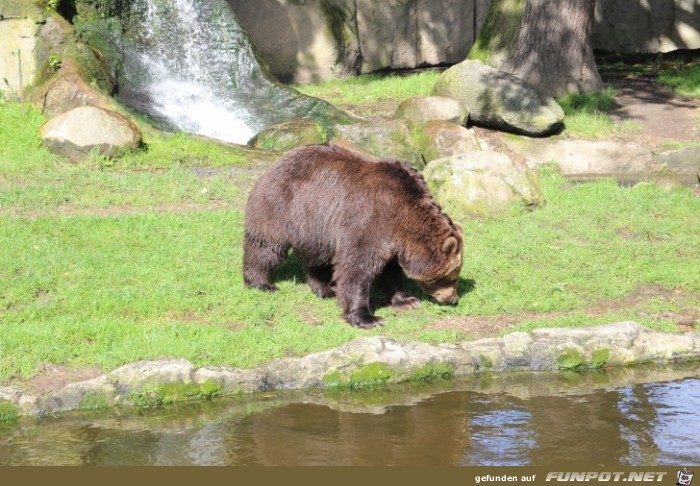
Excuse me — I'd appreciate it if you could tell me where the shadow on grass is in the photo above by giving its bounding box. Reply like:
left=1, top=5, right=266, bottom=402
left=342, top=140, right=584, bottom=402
left=273, top=251, right=476, bottom=308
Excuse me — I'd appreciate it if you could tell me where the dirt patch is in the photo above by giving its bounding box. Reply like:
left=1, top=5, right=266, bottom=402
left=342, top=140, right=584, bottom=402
left=607, top=75, right=700, bottom=147
left=428, top=285, right=699, bottom=339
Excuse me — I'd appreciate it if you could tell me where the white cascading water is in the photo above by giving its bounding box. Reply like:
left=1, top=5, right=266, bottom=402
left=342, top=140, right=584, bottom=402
left=118, top=0, right=256, bottom=144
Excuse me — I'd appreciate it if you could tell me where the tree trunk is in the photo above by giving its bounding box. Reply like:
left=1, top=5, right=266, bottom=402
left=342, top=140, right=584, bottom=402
left=469, top=0, right=603, bottom=98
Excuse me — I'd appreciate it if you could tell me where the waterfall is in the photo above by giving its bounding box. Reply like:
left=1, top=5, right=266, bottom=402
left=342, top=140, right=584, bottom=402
left=116, top=0, right=260, bottom=144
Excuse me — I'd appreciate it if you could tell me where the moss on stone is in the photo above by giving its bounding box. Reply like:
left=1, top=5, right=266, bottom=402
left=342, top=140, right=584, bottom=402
left=0, top=401, right=20, bottom=422
left=250, top=119, right=328, bottom=152
left=479, top=354, right=494, bottom=369
left=322, top=370, right=348, bottom=389
left=557, top=348, right=585, bottom=370
left=590, top=349, right=610, bottom=369
left=129, top=380, right=223, bottom=409
left=319, top=0, right=353, bottom=52
left=323, top=363, right=395, bottom=390
left=79, top=391, right=109, bottom=410
left=410, top=362, right=455, bottom=382
left=348, top=363, right=393, bottom=388
left=468, top=0, right=524, bottom=66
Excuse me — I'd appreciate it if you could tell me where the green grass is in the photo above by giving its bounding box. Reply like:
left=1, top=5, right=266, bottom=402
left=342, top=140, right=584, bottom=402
left=557, top=86, right=642, bottom=138
left=293, top=71, right=441, bottom=119
left=0, top=103, right=260, bottom=213
left=1, top=92, right=699, bottom=385
left=657, top=63, right=700, bottom=98
left=1, top=170, right=698, bottom=383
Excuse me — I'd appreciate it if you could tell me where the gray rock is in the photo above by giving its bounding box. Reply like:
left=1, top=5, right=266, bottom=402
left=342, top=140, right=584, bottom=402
left=502, top=137, right=658, bottom=181
left=653, top=147, right=700, bottom=185
left=432, top=60, right=565, bottom=136
left=107, top=358, right=195, bottom=391
left=193, top=367, right=267, bottom=394
left=503, top=332, right=534, bottom=369
left=422, top=151, right=545, bottom=219
left=51, top=376, right=118, bottom=412
left=332, top=119, right=424, bottom=168
left=414, top=120, right=481, bottom=163
left=40, top=106, right=142, bottom=162
left=3, top=322, right=700, bottom=417
left=394, top=96, right=469, bottom=125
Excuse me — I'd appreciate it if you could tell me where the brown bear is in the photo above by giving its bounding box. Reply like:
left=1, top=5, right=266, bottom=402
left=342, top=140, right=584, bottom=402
left=243, top=143, right=464, bottom=329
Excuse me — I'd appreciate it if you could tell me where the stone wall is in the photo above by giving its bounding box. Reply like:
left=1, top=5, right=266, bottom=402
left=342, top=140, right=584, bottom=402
left=4, top=0, right=700, bottom=97
left=593, top=0, right=700, bottom=54
left=0, top=1, right=45, bottom=99
left=228, top=0, right=490, bottom=83
left=229, top=0, right=700, bottom=83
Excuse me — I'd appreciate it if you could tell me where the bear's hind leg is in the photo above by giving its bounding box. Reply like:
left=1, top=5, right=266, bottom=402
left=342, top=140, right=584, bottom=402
left=306, top=265, right=336, bottom=298
left=243, top=234, right=288, bottom=292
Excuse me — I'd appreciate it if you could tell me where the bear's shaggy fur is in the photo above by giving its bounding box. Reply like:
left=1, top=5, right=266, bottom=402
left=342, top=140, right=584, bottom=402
left=243, top=143, right=463, bottom=329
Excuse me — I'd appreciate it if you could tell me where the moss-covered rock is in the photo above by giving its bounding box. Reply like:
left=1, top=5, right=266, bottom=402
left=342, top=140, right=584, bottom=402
left=0, top=401, right=20, bottom=422
left=248, top=119, right=328, bottom=152
left=432, top=59, right=564, bottom=136
left=129, top=381, right=223, bottom=409
left=422, top=151, right=545, bottom=220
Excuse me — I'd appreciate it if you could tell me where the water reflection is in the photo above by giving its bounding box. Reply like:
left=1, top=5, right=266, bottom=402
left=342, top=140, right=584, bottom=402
left=0, top=367, right=698, bottom=466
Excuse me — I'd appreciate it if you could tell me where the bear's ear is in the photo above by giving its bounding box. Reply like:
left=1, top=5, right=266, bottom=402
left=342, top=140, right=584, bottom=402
left=442, top=236, right=459, bottom=255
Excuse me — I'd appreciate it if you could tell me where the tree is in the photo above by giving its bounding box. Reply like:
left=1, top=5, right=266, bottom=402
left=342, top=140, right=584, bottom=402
left=469, top=0, right=603, bottom=98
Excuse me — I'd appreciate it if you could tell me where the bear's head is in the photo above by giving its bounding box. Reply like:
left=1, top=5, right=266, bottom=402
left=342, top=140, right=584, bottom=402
left=400, top=225, right=463, bottom=305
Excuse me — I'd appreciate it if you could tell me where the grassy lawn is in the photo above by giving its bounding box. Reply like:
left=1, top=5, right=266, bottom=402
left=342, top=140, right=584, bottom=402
left=1, top=71, right=700, bottom=384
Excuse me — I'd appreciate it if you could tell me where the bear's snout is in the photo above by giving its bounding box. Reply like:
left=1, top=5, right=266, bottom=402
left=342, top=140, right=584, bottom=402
left=421, top=283, right=459, bottom=306
left=433, top=289, right=458, bottom=306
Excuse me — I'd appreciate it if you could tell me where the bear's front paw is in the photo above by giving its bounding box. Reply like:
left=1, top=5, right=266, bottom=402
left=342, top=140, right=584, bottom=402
left=391, top=294, right=421, bottom=310
left=258, top=283, right=279, bottom=292
left=345, top=311, right=385, bottom=329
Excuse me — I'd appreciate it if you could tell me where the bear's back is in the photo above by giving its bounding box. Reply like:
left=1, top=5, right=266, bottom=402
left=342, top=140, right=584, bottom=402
left=245, top=144, right=452, bottom=255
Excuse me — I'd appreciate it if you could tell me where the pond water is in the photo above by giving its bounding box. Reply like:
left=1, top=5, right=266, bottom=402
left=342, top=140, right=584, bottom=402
left=1, top=365, right=698, bottom=466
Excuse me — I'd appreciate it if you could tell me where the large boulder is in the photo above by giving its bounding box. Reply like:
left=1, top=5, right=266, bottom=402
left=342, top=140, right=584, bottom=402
left=394, top=96, right=469, bottom=125
left=432, top=60, right=565, bottom=136
left=423, top=151, right=545, bottom=219
left=40, top=106, right=142, bottom=162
